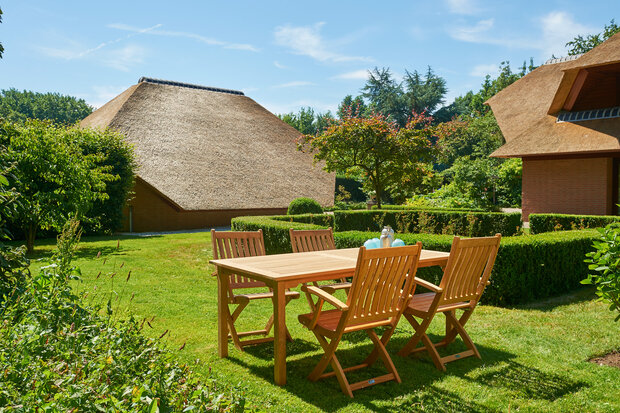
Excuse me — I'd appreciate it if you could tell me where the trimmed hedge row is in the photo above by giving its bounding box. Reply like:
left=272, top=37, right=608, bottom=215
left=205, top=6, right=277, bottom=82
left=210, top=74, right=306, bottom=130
left=231, top=215, right=328, bottom=254
left=271, top=213, right=334, bottom=227
left=334, top=230, right=598, bottom=306
left=374, top=205, right=485, bottom=212
left=334, top=210, right=522, bottom=237
left=530, top=213, right=620, bottom=234
left=230, top=213, right=597, bottom=306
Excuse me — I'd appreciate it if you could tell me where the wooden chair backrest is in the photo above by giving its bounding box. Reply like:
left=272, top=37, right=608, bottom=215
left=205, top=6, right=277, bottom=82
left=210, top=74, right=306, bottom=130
left=438, top=234, right=501, bottom=305
left=211, top=229, right=267, bottom=289
left=289, top=228, right=336, bottom=253
left=345, top=244, right=422, bottom=325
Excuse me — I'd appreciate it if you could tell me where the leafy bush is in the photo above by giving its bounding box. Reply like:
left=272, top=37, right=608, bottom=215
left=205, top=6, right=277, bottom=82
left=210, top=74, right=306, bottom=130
left=374, top=204, right=485, bottom=212
left=0, top=220, right=247, bottom=410
left=287, top=197, right=324, bottom=215
left=333, top=230, right=598, bottom=306
left=333, top=210, right=522, bottom=236
left=583, top=223, right=620, bottom=321
left=271, top=213, right=334, bottom=227
left=232, top=215, right=327, bottom=254
left=530, top=213, right=620, bottom=234
left=335, top=176, right=366, bottom=202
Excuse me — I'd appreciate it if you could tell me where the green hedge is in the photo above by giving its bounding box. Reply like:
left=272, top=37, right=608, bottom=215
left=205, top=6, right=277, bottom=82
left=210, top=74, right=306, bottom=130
left=334, top=210, right=522, bottom=237
left=334, top=230, right=598, bottom=306
left=530, top=213, right=620, bottom=234
left=231, top=215, right=330, bottom=254
left=373, top=205, right=485, bottom=212
left=271, top=213, right=334, bottom=227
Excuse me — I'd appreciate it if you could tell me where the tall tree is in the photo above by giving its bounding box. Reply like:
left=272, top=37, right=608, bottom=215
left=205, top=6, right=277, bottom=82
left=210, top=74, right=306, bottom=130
left=0, top=89, right=93, bottom=125
left=337, top=95, right=366, bottom=119
left=361, top=68, right=407, bottom=127
left=402, top=67, right=447, bottom=115
left=566, top=19, right=620, bottom=55
left=278, top=107, right=333, bottom=135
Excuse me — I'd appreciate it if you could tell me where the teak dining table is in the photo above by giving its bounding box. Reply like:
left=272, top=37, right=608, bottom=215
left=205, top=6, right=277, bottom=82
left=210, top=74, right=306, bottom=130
left=210, top=247, right=450, bottom=386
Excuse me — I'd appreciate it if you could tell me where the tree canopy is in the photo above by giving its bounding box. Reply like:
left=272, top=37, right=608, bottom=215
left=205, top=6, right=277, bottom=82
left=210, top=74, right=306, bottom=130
left=0, top=7, right=4, bottom=59
left=566, top=19, right=620, bottom=55
left=0, top=89, right=93, bottom=125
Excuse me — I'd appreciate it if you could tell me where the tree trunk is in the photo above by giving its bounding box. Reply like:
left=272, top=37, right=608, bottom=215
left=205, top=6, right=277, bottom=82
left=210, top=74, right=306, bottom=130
left=25, top=224, right=36, bottom=254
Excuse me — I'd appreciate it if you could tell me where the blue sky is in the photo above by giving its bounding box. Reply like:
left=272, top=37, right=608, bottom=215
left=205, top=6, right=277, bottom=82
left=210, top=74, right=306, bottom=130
left=0, top=1, right=615, bottom=114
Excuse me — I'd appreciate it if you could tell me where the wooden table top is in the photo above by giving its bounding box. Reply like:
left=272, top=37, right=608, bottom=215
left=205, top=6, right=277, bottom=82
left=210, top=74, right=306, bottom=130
left=210, top=247, right=450, bottom=284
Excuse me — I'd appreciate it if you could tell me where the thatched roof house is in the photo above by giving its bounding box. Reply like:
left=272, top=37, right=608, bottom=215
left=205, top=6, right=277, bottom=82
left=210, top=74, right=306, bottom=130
left=487, top=33, right=620, bottom=219
left=82, top=77, right=334, bottom=232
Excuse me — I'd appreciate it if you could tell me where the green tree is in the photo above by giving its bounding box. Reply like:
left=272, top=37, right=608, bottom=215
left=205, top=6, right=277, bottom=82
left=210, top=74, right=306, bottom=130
left=2, top=120, right=112, bottom=252
left=71, top=127, right=136, bottom=234
left=566, top=19, right=620, bottom=55
left=337, top=95, right=367, bottom=119
left=361, top=67, right=407, bottom=127
left=298, top=112, right=437, bottom=208
left=278, top=107, right=333, bottom=135
left=0, top=89, right=93, bottom=125
left=402, top=67, right=447, bottom=115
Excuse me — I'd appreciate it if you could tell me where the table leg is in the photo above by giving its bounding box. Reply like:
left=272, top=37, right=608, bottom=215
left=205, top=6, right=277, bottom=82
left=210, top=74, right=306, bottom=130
left=217, top=268, right=229, bottom=358
left=273, top=283, right=287, bottom=385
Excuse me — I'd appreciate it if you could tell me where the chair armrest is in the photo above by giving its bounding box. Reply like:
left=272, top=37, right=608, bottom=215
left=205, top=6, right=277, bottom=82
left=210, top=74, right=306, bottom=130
left=414, top=277, right=443, bottom=293
left=303, top=285, right=348, bottom=311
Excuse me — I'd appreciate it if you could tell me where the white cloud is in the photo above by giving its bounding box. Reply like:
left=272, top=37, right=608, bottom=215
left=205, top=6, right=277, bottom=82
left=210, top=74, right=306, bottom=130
left=470, top=63, right=499, bottom=77
left=445, top=0, right=480, bottom=15
left=274, top=22, right=372, bottom=63
left=331, top=69, right=369, bottom=80
left=104, top=44, right=147, bottom=71
left=539, top=11, right=595, bottom=58
left=273, top=61, right=288, bottom=69
left=273, top=81, right=315, bottom=88
left=450, top=18, right=495, bottom=43
left=108, top=23, right=259, bottom=52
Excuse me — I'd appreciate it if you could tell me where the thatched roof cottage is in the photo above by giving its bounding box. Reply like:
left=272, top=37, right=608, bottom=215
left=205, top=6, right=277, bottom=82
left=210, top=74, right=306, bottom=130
left=487, top=33, right=620, bottom=220
left=82, top=77, right=334, bottom=232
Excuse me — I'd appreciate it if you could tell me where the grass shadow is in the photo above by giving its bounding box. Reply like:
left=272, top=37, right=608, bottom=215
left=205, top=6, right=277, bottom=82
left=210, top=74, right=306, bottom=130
left=514, top=287, right=596, bottom=311
left=470, top=360, right=587, bottom=401
left=243, top=338, right=320, bottom=360
left=230, top=338, right=514, bottom=412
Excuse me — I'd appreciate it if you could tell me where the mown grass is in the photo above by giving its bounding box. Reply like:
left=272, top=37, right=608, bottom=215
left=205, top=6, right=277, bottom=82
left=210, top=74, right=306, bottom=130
left=24, top=231, right=620, bottom=412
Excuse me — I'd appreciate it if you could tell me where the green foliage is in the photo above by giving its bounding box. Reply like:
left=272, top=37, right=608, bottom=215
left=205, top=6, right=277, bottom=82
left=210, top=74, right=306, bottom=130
left=583, top=223, right=620, bottom=321
left=2, top=120, right=113, bottom=252
left=298, top=112, right=437, bottom=207
left=360, top=67, right=447, bottom=127
left=231, top=215, right=327, bottom=254
left=335, top=176, right=366, bottom=202
left=337, top=95, right=367, bottom=119
left=333, top=229, right=598, bottom=306
left=376, top=204, right=484, bottom=212
left=0, top=219, right=247, bottom=410
left=530, top=213, right=620, bottom=234
left=277, top=107, right=333, bottom=136
left=333, top=209, right=522, bottom=237
left=0, top=88, right=93, bottom=125
left=72, top=127, right=136, bottom=234
left=566, top=19, right=620, bottom=55
left=287, top=197, right=324, bottom=215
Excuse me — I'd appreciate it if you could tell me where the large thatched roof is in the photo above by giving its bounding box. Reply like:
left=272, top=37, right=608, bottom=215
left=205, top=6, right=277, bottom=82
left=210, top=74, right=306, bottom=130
left=81, top=78, right=334, bottom=210
left=488, top=33, right=620, bottom=158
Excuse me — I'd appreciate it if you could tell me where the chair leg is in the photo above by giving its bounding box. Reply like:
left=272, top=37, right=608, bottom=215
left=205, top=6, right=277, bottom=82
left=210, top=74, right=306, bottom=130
left=362, top=323, right=397, bottom=367
left=445, top=310, right=480, bottom=359
left=398, top=313, right=434, bottom=356
left=265, top=296, right=294, bottom=342
left=367, top=329, right=401, bottom=383
left=438, top=308, right=474, bottom=347
left=226, top=306, right=245, bottom=351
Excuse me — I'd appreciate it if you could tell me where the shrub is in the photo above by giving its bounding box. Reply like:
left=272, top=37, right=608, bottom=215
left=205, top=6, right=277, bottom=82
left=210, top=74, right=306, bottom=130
left=287, top=197, right=324, bottom=215
left=529, top=213, right=620, bottom=234
left=583, top=223, right=620, bottom=321
left=333, top=230, right=598, bottom=306
left=374, top=205, right=485, bottom=212
left=0, top=219, right=247, bottom=410
left=334, top=210, right=522, bottom=237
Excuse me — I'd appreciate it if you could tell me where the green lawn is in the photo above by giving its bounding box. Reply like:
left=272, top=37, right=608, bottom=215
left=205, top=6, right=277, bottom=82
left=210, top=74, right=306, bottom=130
left=25, top=232, right=620, bottom=412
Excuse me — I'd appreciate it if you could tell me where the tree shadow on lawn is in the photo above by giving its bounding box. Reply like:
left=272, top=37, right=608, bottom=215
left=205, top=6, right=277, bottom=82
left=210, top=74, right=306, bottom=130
left=469, top=360, right=587, bottom=401
left=230, top=335, right=515, bottom=412
left=514, top=287, right=596, bottom=312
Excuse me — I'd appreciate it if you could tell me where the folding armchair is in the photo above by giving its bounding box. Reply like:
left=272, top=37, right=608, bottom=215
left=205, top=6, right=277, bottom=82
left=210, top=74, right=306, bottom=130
left=298, top=244, right=422, bottom=397
left=211, top=229, right=300, bottom=351
left=398, top=234, right=501, bottom=371
left=289, top=228, right=351, bottom=308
